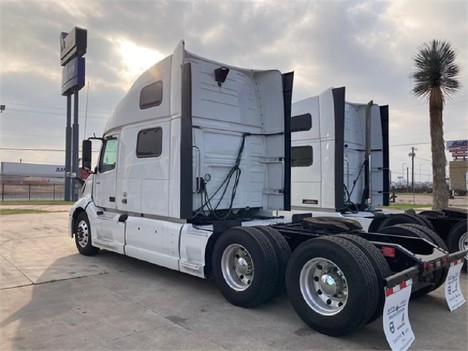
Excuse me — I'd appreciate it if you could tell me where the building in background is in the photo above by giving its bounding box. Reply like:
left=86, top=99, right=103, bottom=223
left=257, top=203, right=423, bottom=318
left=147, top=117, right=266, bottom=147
left=447, top=140, right=468, bottom=196
left=0, top=162, right=65, bottom=184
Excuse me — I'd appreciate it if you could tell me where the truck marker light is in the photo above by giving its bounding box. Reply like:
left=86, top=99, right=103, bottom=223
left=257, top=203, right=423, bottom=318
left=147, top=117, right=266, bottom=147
left=381, top=246, right=395, bottom=258
left=423, top=262, right=434, bottom=271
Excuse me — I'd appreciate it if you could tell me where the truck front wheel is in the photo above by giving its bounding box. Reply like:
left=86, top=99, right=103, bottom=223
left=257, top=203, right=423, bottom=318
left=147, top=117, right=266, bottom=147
left=212, top=226, right=279, bottom=308
left=286, top=236, right=379, bottom=336
left=74, top=212, right=100, bottom=256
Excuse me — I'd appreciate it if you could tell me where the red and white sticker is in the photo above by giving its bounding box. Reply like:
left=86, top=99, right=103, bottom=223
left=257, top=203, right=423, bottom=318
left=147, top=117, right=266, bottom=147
left=383, top=279, right=415, bottom=351
left=445, top=258, right=466, bottom=312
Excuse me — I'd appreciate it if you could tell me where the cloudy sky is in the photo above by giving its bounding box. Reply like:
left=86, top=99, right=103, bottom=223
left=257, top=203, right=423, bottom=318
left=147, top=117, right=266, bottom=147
left=0, top=0, right=467, bottom=183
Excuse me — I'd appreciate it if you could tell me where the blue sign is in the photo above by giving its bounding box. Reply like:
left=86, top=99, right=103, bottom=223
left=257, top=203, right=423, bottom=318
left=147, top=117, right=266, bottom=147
left=61, top=56, right=85, bottom=96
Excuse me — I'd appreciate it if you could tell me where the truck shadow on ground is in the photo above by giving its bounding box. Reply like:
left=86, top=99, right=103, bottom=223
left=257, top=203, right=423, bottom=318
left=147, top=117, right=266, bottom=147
left=0, top=251, right=224, bottom=349
left=2, top=250, right=465, bottom=350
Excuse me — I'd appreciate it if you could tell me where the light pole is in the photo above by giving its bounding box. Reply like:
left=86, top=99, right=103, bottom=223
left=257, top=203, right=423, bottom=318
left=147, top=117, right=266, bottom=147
left=409, top=147, right=416, bottom=193
left=419, top=164, right=424, bottom=184
left=402, top=163, right=407, bottom=189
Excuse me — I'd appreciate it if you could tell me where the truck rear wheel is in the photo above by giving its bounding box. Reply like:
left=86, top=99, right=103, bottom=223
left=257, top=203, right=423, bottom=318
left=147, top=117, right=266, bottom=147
left=255, top=226, right=291, bottom=295
left=400, top=223, right=448, bottom=251
left=286, top=236, right=379, bottom=336
left=212, top=226, right=279, bottom=308
left=379, top=213, right=435, bottom=232
left=74, top=212, right=100, bottom=256
left=336, top=234, right=391, bottom=324
left=378, top=224, right=448, bottom=296
left=447, top=219, right=468, bottom=272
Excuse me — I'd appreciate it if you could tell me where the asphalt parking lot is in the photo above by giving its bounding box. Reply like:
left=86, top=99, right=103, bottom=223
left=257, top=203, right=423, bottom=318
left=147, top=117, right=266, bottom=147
left=1, top=208, right=467, bottom=350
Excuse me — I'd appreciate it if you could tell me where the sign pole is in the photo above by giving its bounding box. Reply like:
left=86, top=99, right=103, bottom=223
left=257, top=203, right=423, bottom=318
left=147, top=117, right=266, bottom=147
left=72, top=90, right=80, bottom=201
left=60, top=27, right=87, bottom=202
left=64, top=94, right=72, bottom=201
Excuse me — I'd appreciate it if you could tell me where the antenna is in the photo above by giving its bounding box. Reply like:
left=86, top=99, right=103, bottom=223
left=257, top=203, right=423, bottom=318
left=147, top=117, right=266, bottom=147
left=84, top=81, right=90, bottom=137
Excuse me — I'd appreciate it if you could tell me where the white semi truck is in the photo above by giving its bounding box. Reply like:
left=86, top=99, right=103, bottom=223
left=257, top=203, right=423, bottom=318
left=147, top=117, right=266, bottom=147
left=290, top=87, right=468, bottom=269
left=69, top=41, right=466, bottom=337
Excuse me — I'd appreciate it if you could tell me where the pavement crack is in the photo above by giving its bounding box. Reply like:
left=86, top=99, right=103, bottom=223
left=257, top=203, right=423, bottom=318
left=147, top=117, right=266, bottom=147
left=0, top=253, right=34, bottom=286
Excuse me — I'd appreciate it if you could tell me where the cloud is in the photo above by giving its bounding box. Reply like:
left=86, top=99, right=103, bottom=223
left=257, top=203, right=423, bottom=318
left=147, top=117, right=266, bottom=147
left=0, top=0, right=466, bottom=179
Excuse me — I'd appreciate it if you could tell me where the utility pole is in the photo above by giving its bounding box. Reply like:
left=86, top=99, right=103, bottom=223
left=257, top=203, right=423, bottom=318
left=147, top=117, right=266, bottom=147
left=402, top=163, right=406, bottom=190
left=409, top=147, right=416, bottom=203
left=409, top=147, right=416, bottom=192
left=406, top=167, right=409, bottom=192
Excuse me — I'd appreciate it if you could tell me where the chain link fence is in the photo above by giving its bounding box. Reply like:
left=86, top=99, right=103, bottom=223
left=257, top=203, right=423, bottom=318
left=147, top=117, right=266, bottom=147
left=1, top=180, right=65, bottom=201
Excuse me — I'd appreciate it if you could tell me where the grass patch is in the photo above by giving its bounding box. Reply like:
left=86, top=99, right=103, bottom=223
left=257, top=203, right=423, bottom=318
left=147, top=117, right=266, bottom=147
left=0, top=208, right=51, bottom=215
left=0, top=200, right=72, bottom=206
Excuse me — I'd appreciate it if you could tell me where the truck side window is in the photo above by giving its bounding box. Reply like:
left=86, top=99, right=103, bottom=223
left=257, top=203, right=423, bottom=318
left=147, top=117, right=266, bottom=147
left=291, top=113, right=312, bottom=132
left=136, top=127, right=162, bottom=158
left=99, top=138, right=118, bottom=173
left=291, top=146, right=313, bottom=167
left=140, top=81, right=163, bottom=109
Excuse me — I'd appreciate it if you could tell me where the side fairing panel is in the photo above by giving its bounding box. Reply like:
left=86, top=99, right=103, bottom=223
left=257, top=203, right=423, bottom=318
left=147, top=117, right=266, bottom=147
left=291, top=88, right=343, bottom=210
left=343, top=103, right=384, bottom=207
left=188, top=55, right=287, bottom=213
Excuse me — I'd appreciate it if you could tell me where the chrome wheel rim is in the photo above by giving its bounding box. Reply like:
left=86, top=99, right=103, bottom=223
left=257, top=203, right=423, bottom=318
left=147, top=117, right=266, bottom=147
left=459, top=232, right=468, bottom=259
left=299, top=257, right=348, bottom=316
left=76, top=219, right=89, bottom=248
left=221, top=244, right=254, bottom=291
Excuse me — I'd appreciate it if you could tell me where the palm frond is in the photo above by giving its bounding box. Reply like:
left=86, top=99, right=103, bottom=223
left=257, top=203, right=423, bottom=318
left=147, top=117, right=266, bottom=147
left=411, top=40, right=461, bottom=99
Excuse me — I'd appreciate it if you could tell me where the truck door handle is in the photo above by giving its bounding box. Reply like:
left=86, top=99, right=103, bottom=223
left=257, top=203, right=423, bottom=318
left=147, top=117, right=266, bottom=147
left=109, top=197, right=115, bottom=202
left=121, top=198, right=127, bottom=204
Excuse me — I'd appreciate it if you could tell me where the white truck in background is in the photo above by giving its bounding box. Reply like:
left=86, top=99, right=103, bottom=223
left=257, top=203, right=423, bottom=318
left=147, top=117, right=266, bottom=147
left=69, top=41, right=466, bottom=338
left=290, top=87, right=467, bottom=269
left=291, top=87, right=388, bottom=213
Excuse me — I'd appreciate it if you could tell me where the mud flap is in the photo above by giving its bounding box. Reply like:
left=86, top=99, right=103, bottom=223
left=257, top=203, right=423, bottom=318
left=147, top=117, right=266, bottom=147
left=383, top=279, right=415, bottom=351
left=445, top=258, right=466, bottom=311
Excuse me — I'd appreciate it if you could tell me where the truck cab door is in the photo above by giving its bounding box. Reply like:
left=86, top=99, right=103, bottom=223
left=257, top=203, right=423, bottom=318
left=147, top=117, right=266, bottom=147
left=94, top=135, right=119, bottom=210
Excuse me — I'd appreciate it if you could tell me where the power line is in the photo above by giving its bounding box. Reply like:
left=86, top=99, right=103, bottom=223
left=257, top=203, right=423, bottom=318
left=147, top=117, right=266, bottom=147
left=4, top=101, right=112, bottom=115
left=4, top=107, right=109, bottom=120
left=0, top=147, right=100, bottom=153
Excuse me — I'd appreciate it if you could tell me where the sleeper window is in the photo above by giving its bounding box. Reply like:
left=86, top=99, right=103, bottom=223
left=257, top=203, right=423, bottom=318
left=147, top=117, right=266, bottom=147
left=140, top=81, right=163, bottom=109
left=137, top=127, right=162, bottom=158
left=291, top=146, right=313, bottom=167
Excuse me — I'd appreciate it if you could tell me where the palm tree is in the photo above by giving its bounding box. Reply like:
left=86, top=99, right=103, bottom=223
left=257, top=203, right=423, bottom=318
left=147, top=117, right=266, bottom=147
left=412, top=40, right=461, bottom=210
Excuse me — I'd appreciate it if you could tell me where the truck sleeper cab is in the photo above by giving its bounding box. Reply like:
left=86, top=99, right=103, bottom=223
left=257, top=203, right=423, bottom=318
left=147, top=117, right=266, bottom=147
left=289, top=87, right=467, bottom=268
left=70, top=41, right=466, bottom=338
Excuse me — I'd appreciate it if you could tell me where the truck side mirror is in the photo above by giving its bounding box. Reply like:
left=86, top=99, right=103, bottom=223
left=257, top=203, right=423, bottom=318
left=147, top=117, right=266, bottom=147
left=82, top=140, right=92, bottom=170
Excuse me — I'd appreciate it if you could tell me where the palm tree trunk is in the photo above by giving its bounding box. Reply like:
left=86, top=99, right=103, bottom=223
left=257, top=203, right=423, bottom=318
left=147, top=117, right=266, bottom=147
left=429, top=87, right=449, bottom=210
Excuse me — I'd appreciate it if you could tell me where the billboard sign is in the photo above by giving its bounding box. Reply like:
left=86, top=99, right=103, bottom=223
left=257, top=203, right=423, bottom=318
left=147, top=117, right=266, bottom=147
left=447, top=140, right=468, bottom=159
left=61, top=56, right=85, bottom=96
left=60, top=27, right=87, bottom=66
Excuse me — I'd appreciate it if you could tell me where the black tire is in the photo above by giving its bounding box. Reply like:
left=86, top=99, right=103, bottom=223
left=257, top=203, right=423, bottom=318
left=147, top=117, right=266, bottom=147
left=447, top=219, right=468, bottom=272
left=401, top=223, right=448, bottom=251
left=336, top=234, right=391, bottom=324
left=212, top=226, right=279, bottom=308
left=380, top=213, right=435, bottom=232
left=74, top=212, right=100, bottom=256
left=286, top=236, right=379, bottom=336
left=418, top=210, right=444, bottom=219
left=413, top=214, right=437, bottom=232
left=255, top=226, right=291, bottom=295
left=378, top=224, right=447, bottom=297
